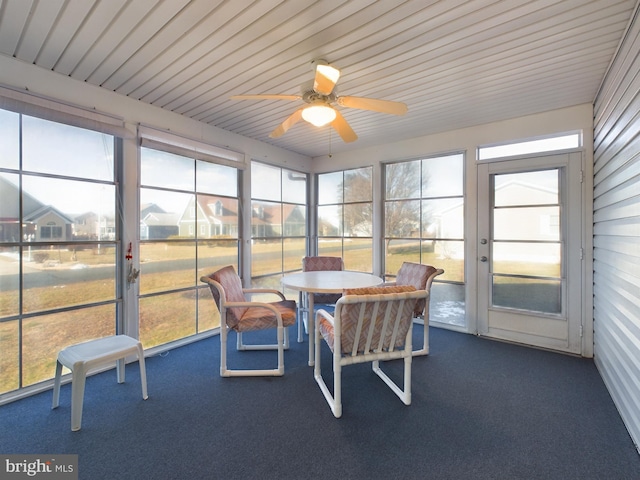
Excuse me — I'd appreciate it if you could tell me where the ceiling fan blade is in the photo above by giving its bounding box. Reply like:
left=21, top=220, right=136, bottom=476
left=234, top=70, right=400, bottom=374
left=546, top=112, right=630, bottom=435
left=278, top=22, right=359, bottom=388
left=313, top=63, right=341, bottom=96
left=337, top=96, right=408, bottom=115
left=269, top=107, right=304, bottom=138
left=330, top=110, right=357, bottom=143
left=231, top=94, right=300, bottom=101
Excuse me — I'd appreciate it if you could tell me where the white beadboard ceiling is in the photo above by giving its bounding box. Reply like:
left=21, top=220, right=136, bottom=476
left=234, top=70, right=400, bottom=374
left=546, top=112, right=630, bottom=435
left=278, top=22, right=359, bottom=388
left=0, top=0, right=637, bottom=158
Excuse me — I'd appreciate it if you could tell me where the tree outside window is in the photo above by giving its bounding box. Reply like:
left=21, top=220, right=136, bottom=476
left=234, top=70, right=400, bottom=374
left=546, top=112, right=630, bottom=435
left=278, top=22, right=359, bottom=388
left=317, top=167, right=373, bottom=272
left=384, top=154, right=466, bottom=327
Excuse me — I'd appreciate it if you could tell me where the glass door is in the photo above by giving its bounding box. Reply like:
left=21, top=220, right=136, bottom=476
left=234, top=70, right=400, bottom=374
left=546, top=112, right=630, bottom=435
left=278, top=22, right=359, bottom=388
left=477, top=153, right=584, bottom=354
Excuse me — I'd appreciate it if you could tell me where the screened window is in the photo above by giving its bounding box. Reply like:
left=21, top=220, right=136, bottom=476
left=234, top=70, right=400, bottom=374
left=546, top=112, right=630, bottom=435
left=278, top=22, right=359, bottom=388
left=251, top=162, right=307, bottom=289
left=491, top=169, right=562, bottom=313
left=0, top=112, right=119, bottom=397
left=139, top=147, right=239, bottom=349
left=384, top=154, right=465, bottom=327
left=317, top=167, right=373, bottom=272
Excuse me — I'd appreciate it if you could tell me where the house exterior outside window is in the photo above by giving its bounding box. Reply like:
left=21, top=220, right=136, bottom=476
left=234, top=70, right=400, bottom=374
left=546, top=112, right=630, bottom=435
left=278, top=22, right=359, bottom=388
left=138, top=147, right=239, bottom=349
left=0, top=110, right=119, bottom=398
left=250, top=162, right=307, bottom=290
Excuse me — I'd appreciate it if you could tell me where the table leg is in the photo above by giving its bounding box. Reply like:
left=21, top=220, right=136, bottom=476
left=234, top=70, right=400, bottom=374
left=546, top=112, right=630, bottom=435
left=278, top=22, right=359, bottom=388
left=308, top=292, right=314, bottom=367
left=297, top=292, right=304, bottom=343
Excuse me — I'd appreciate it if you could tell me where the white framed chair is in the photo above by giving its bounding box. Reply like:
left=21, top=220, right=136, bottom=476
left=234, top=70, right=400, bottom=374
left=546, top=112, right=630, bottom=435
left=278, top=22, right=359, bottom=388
left=385, top=262, right=444, bottom=356
left=200, top=265, right=297, bottom=377
left=298, top=256, right=344, bottom=341
left=314, top=285, right=428, bottom=418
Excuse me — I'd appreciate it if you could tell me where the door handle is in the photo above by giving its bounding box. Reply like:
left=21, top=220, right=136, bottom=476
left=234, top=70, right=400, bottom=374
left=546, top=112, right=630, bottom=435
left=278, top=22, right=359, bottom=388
left=480, top=256, right=488, bottom=262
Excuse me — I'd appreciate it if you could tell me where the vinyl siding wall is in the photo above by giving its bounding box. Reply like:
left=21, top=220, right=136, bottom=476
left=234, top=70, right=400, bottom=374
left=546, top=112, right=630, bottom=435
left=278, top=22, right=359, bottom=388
left=593, top=5, right=640, bottom=452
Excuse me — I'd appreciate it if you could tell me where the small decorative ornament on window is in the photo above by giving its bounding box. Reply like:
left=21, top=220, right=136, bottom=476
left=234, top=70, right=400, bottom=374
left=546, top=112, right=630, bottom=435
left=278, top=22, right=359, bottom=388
left=126, top=242, right=139, bottom=287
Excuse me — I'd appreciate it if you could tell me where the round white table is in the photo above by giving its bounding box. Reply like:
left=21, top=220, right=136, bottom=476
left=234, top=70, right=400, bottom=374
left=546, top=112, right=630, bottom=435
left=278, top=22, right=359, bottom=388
left=282, top=270, right=383, bottom=365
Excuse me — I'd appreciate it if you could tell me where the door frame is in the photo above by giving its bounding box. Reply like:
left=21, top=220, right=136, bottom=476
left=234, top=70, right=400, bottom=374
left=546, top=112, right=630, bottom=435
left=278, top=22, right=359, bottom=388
left=476, top=151, right=589, bottom=356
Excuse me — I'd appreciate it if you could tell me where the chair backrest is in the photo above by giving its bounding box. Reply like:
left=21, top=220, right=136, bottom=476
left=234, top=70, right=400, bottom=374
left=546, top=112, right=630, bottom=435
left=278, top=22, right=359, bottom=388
left=395, top=262, right=443, bottom=317
left=333, top=285, right=427, bottom=355
left=303, top=256, right=344, bottom=304
left=203, top=265, right=246, bottom=329
left=302, top=256, right=344, bottom=272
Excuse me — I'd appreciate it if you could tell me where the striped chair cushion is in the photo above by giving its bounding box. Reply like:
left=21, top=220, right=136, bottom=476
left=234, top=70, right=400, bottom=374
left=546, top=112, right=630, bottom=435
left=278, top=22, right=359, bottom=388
left=235, top=300, right=297, bottom=332
left=303, top=256, right=344, bottom=305
left=319, top=285, right=417, bottom=354
left=209, top=266, right=247, bottom=330
left=209, top=265, right=297, bottom=332
left=395, top=262, right=437, bottom=317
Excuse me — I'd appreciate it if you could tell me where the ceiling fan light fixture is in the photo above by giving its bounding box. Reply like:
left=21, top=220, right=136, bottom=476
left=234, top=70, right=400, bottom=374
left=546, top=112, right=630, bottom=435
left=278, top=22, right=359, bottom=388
left=316, top=64, right=340, bottom=84
left=302, top=104, right=336, bottom=127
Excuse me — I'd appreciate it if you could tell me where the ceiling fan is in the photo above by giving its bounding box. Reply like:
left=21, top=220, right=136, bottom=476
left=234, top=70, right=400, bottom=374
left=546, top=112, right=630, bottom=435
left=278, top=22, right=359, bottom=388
left=230, top=60, right=408, bottom=143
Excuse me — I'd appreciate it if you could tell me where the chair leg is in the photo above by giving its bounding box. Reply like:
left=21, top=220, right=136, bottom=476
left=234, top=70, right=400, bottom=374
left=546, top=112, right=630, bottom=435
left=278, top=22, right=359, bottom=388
left=221, top=326, right=285, bottom=377
left=220, top=325, right=229, bottom=377
left=236, top=328, right=290, bottom=351
left=276, top=325, right=285, bottom=375
left=70, top=366, right=87, bottom=432
left=403, top=355, right=412, bottom=405
left=423, top=318, right=429, bottom=355
left=372, top=355, right=412, bottom=406
left=333, top=359, right=342, bottom=418
left=116, top=357, right=126, bottom=383
left=136, top=344, right=149, bottom=400
left=313, top=329, right=342, bottom=418
left=51, top=359, right=63, bottom=409
left=411, top=317, right=429, bottom=356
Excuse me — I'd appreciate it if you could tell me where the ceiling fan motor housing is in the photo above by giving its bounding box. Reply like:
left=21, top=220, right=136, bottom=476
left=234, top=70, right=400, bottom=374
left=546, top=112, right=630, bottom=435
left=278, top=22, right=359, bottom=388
left=300, top=82, right=336, bottom=105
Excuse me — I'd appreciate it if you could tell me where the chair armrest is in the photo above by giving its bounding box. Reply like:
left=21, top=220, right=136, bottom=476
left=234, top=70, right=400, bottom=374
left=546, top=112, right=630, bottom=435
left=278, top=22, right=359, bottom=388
left=226, top=300, right=281, bottom=312
left=243, top=288, right=286, bottom=301
left=225, top=300, right=284, bottom=326
left=316, top=308, right=335, bottom=327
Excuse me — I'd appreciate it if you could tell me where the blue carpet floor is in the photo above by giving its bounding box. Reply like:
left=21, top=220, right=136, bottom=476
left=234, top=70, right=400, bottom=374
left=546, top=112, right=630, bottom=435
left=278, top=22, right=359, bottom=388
left=1, top=327, right=639, bottom=480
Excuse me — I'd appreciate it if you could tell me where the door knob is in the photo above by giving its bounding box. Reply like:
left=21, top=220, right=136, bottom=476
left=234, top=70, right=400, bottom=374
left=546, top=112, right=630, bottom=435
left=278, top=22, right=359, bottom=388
left=480, top=256, right=488, bottom=262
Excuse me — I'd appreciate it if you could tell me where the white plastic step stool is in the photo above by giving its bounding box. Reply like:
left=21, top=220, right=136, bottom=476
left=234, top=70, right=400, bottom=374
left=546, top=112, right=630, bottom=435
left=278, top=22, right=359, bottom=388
left=52, top=335, right=148, bottom=431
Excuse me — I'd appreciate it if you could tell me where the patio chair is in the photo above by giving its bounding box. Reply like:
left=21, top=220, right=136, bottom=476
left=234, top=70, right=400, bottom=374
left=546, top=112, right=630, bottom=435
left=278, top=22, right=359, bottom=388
left=200, top=265, right=297, bottom=377
left=314, top=285, right=428, bottom=418
left=385, top=262, right=444, bottom=356
left=298, top=256, right=344, bottom=341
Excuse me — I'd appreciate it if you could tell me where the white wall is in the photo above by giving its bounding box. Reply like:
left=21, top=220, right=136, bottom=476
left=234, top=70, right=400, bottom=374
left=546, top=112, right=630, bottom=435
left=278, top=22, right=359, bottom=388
left=593, top=6, right=640, bottom=453
left=310, top=104, right=593, bottom=170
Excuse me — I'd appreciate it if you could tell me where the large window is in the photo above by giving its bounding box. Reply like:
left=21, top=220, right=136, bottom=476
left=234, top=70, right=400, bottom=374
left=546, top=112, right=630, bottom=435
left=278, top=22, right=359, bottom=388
left=0, top=110, right=119, bottom=397
left=384, top=154, right=465, bottom=327
left=139, top=147, right=239, bottom=348
left=317, top=167, right=373, bottom=272
left=250, top=162, right=307, bottom=289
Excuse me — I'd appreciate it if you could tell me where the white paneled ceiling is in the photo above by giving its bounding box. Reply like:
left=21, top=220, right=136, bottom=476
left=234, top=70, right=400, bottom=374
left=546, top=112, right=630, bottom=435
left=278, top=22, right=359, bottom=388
left=0, top=0, right=637, bottom=157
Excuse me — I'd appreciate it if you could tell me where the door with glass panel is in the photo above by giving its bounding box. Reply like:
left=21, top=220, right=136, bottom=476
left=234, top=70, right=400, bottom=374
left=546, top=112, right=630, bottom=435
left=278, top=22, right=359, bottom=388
left=477, top=153, right=583, bottom=354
